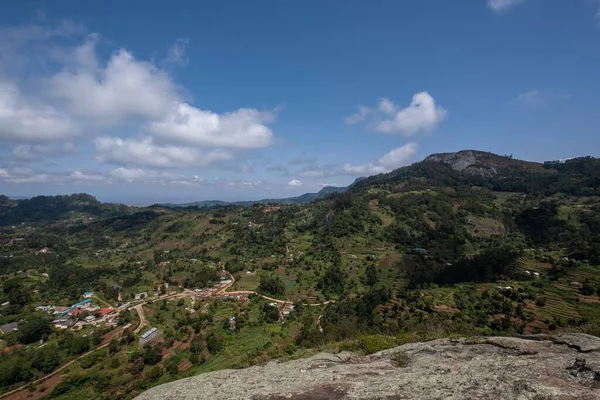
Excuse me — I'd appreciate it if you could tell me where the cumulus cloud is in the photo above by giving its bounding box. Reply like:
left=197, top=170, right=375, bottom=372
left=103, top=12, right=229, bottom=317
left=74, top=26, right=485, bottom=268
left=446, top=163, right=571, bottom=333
left=149, top=104, right=275, bottom=149
left=346, top=92, right=446, bottom=136
left=487, top=0, right=527, bottom=12
left=343, top=143, right=419, bottom=176
left=50, top=40, right=181, bottom=124
left=0, top=81, right=79, bottom=141
left=95, top=137, right=233, bottom=168
left=287, top=179, right=303, bottom=187
left=0, top=20, right=278, bottom=172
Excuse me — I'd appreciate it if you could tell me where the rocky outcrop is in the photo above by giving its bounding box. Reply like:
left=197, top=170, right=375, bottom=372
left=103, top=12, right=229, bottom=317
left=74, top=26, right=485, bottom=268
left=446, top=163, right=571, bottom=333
left=425, top=150, right=511, bottom=176
left=136, top=334, right=600, bottom=400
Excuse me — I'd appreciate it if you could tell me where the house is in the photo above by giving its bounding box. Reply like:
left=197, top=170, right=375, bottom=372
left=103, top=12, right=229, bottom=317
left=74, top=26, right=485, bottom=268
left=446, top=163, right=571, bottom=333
left=0, top=322, right=18, bottom=334
left=139, top=327, right=159, bottom=346
left=533, top=272, right=540, bottom=277
left=134, top=292, right=148, bottom=300
left=413, top=247, right=428, bottom=254
left=84, top=315, right=96, bottom=323
left=35, top=305, right=53, bottom=312
left=53, top=318, right=76, bottom=329
left=1, top=301, right=10, bottom=307
left=69, top=308, right=83, bottom=317
left=83, top=292, right=94, bottom=298
left=36, top=247, right=50, bottom=254
left=98, top=308, right=113, bottom=317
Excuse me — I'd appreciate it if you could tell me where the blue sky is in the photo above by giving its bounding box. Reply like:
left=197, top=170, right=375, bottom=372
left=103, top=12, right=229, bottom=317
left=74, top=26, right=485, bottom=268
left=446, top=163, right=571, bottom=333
left=0, top=0, right=599, bottom=204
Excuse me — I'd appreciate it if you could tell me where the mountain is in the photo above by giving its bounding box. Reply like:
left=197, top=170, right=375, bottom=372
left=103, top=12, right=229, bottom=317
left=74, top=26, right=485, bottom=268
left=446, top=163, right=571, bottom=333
left=0, top=193, right=132, bottom=226
left=162, top=178, right=365, bottom=208
left=424, top=149, right=548, bottom=176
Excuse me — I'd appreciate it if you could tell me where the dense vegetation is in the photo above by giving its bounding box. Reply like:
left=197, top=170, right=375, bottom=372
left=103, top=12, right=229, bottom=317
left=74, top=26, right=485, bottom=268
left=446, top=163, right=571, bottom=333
left=1, top=151, right=599, bottom=398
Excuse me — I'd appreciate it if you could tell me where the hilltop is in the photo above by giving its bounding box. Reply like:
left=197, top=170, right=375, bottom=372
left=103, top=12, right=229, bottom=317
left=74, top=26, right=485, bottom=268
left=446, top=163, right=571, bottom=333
left=137, top=334, right=600, bottom=400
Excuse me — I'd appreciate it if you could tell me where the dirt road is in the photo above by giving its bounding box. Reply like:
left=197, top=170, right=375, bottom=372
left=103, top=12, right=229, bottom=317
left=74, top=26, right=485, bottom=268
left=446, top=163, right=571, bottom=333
left=0, top=324, right=131, bottom=400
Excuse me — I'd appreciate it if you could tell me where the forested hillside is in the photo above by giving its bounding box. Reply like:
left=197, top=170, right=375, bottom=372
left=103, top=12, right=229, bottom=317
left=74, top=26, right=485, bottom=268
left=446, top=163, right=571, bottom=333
left=1, top=151, right=599, bottom=398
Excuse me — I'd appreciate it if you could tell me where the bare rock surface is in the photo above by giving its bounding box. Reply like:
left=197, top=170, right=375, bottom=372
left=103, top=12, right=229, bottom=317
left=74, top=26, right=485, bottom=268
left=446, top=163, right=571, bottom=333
left=135, top=334, right=600, bottom=400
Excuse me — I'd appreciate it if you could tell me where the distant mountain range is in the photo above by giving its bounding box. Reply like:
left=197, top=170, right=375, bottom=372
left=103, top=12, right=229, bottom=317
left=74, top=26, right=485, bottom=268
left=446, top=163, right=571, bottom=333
left=160, top=178, right=365, bottom=208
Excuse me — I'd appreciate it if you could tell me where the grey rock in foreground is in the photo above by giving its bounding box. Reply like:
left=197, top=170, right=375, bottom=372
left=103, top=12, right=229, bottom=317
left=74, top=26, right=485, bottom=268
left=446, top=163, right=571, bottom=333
left=136, top=334, right=600, bottom=400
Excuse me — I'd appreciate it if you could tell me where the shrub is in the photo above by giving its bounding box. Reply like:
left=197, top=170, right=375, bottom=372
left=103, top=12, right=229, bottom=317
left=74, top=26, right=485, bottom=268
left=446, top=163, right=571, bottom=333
left=392, top=351, right=410, bottom=368
left=359, top=335, right=397, bottom=354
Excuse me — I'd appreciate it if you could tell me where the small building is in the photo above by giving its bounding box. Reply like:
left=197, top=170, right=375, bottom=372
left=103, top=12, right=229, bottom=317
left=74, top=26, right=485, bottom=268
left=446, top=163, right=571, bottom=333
left=533, top=272, right=540, bottom=277
left=413, top=247, right=428, bottom=254
left=134, top=292, right=148, bottom=300
left=83, top=292, right=94, bottom=298
left=84, top=315, right=96, bottom=323
left=1, top=301, right=10, bottom=307
left=139, top=327, right=159, bottom=346
left=0, top=322, right=19, bottom=335
left=35, top=305, right=53, bottom=312
left=53, top=318, right=76, bottom=329
left=36, top=247, right=50, bottom=254
left=98, top=308, right=113, bottom=317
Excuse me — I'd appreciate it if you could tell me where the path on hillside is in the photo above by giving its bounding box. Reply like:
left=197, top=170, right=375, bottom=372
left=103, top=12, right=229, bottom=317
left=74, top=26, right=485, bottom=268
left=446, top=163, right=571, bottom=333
left=221, top=271, right=334, bottom=306
left=133, top=304, right=148, bottom=334
left=0, top=324, right=131, bottom=400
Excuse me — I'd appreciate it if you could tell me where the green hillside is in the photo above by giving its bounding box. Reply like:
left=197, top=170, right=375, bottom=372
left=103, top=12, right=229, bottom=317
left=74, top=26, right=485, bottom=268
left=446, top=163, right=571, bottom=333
left=1, top=151, right=599, bottom=398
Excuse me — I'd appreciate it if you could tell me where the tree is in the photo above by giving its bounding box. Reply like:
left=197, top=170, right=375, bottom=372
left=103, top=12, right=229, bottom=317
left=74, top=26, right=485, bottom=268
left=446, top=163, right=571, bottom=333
left=206, top=333, right=223, bottom=354
left=257, top=274, right=286, bottom=297
left=108, top=338, right=120, bottom=355
left=143, top=345, right=163, bottom=365
left=166, top=362, right=179, bottom=375
left=261, top=304, right=279, bottom=323
left=18, top=318, right=51, bottom=344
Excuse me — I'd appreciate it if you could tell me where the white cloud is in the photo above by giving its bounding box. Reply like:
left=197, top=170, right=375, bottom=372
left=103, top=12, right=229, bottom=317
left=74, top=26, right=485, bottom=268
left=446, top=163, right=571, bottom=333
left=378, top=143, right=419, bottom=170
left=287, top=179, right=303, bottom=187
left=225, top=180, right=265, bottom=188
left=95, top=136, right=233, bottom=168
left=0, top=81, right=79, bottom=141
left=0, top=20, right=278, bottom=179
left=345, top=106, right=370, bottom=124
left=514, top=89, right=570, bottom=106
left=298, top=164, right=340, bottom=178
left=487, top=0, right=527, bottom=12
left=0, top=169, right=8, bottom=178
left=375, top=93, right=447, bottom=136
left=50, top=40, right=181, bottom=124
left=149, top=103, right=275, bottom=149
left=12, top=142, right=78, bottom=160
left=343, top=143, right=419, bottom=176
left=164, top=38, right=189, bottom=66
left=346, top=92, right=447, bottom=136
left=515, top=89, right=542, bottom=105
left=68, top=170, right=104, bottom=182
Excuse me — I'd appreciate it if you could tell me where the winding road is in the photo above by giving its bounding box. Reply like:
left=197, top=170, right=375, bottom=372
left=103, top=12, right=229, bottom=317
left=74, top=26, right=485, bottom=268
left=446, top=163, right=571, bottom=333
left=0, top=270, right=334, bottom=399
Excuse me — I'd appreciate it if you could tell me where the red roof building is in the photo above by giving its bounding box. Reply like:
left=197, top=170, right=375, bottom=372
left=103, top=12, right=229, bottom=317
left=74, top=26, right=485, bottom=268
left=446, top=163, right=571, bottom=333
left=99, top=307, right=113, bottom=317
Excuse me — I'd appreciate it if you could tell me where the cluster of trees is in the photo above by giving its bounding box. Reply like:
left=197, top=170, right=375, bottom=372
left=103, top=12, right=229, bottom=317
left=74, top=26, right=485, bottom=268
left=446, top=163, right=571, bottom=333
left=257, top=274, right=286, bottom=296
left=405, top=244, right=522, bottom=288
